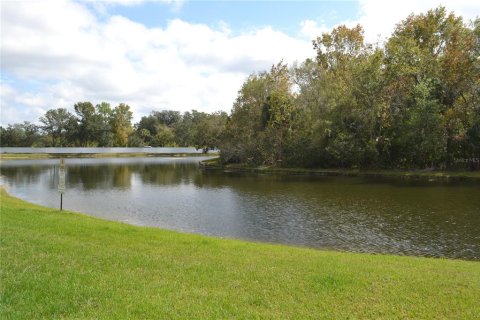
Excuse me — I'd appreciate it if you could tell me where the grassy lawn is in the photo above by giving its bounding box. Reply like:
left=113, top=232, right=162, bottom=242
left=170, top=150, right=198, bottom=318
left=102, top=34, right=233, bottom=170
left=1, top=189, right=479, bottom=319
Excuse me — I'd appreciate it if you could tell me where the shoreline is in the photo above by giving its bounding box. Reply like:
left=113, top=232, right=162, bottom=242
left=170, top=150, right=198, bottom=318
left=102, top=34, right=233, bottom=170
left=199, top=158, right=480, bottom=181
left=0, top=152, right=216, bottom=160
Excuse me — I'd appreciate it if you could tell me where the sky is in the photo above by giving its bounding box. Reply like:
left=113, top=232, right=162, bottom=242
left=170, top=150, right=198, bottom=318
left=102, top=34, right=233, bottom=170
left=1, top=0, right=479, bottom=126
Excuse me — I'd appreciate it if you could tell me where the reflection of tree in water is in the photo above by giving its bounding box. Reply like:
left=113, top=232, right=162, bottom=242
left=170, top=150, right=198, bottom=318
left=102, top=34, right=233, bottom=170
left=113, top=165, right=131, bottom=189
left=63, top=162, right=202, bottom=190
left=68, top=165, right=109, bottom=190
left=0, top=165, right=51, bottom=186
left=67, top=165, right=132, bottom=190
left=137, top=162, right=200, bottom=186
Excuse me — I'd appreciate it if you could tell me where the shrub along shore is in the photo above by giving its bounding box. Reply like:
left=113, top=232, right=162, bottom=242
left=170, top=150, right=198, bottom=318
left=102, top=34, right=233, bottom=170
left=1, top=188, right=479, bottom=319
left=200, top=158, right=480, bottom=182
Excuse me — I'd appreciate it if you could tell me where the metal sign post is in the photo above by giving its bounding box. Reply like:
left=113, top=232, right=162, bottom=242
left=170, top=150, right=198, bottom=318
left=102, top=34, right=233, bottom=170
left=58, top=158, right=66, bottom=210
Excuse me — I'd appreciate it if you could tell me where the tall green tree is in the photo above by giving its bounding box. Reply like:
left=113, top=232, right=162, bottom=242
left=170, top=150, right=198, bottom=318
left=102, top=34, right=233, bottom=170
left=220, top=70, right=273, bottom=163
left=384, top=7, right=478, bottom=167
left=220, top=62, right=298, bottom=164
left=96, top=102, right=114, bottom=147
left=311, top=24, right=385, bottom=167
left=39, top=108, right=75, bottom=147
left=174, top=111, right=195, bottom=147
left=111, top=103, right=133, bottom=147
left=74, top=102, right=101, bottom=147
left=192, top=111, right=228, bottom=153
left=406, top=79, right=446, bottom=167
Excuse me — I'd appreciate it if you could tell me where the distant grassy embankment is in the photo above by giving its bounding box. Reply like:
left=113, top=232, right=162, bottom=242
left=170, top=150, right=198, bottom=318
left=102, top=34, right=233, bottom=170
left=1, top=189, right=479, bottom=319
left=0, top=152, right=215, bottom=160
left=200, top=157, right=480, bottom=181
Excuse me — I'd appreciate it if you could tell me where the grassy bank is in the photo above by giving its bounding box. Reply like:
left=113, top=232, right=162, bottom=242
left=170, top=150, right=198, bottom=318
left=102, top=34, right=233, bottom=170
left=0, top=152, right=215, bottom=160
left=1, top=189, right=479, bottom=319
left=200, top=157, right=480, bottom=181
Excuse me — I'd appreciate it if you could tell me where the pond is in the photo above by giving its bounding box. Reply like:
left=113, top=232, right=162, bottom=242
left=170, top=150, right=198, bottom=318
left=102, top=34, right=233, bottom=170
left=1, top=157, right=479, bottom=260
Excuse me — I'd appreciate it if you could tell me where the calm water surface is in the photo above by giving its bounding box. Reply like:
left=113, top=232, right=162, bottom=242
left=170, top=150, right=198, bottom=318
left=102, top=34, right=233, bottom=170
left=1, top=157, right=479, bottom=260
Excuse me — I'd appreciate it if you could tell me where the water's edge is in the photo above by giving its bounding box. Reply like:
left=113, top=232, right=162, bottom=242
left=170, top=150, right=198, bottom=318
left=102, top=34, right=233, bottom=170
left=2, top=186, right=476, bottom=262
left=200, top=159, right=480, bottom=182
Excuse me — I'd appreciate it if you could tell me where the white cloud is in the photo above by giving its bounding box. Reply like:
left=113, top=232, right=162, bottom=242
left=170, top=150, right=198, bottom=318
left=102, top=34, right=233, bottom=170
left=0, top=0, right=312, bottom=126
left=299, top=0, right=479, bottom=45
left=358, top=0, right=480, bottom=43
left=299, top=19, right=329, bottom=41
left=0, top=84, right=51, bottom=125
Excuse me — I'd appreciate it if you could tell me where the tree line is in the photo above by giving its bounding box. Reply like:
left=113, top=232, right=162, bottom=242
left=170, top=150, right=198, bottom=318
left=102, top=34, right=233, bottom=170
left=1, top=8, right=479, bottom=170
left=219, top=7, right=480, bottom=170
left=0, top=102, right=227, bottom=152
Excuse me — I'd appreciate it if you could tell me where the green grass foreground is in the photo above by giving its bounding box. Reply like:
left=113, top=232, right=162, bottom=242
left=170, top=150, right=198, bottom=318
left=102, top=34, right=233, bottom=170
left=1, top=190, right=479, bottom=319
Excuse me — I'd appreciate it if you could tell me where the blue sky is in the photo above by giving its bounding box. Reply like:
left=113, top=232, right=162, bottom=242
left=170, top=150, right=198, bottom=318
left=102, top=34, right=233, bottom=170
left=1, top=0, right=478, bottom=126
left=105, top=1, right=359, bottom=34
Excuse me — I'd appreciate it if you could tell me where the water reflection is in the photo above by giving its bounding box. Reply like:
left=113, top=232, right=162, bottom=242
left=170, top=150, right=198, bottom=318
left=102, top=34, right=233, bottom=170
left=1, top=158, right=205, bottom=191
left=1, top=157, right=479, bottom=260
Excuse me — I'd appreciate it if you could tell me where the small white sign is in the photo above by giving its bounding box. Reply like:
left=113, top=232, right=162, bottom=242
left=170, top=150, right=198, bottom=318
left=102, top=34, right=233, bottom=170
left=58, top=159, right=66, bottom=193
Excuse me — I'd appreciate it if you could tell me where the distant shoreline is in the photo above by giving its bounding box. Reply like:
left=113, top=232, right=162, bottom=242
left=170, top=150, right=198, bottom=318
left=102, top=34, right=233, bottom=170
left=0, top=152, right=217, bottom=160
left=199, top=158, right=480, bottom=182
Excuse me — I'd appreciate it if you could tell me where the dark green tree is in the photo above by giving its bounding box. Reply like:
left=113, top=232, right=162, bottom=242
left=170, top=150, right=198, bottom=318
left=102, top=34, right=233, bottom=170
left=40, top=108, right=76, bottom=147
left=74, top=102, right=101, bottom=147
